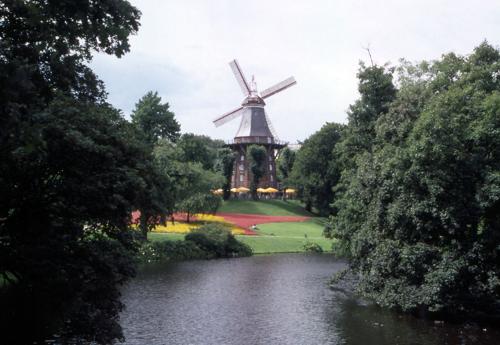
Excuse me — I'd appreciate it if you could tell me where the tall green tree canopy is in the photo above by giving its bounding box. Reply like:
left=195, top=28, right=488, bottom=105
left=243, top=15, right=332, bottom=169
left=277, top=147, right=296, bottom=187
left=154, top=140, right=224, bottom=222
left=215, top=147, right=236, bottom=200
left=131, top=91, right=180, bottom=146
left=247, top=145, right=267, bottom=199
left=291, top=122, right=344, bottom=215
left=331, top=42, right=500, bottom=317
left=0, top=1, right=160, bottom=343
left=177, top=133, right=225, bottom=171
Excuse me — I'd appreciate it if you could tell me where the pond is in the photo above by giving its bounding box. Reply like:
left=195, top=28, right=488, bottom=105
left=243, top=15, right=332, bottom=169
left=121, top=254, right=499, bottom=345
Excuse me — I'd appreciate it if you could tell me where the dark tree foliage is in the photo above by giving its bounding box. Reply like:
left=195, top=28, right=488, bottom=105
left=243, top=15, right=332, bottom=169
left=0, top=1, right=163, bottom=343
left=247, top=145, right=267, bottom=200
left=177, top=133, right=225, bottom=171
left=154, top=140, right=224, bottom=222
left=331, top=42, right=500, bottom=318
left=131, top=91, right=181, bottom=146
left=290, top=123, right=344, bottom=215
left=330, top=63, right=397, bottom=246
left=131, top=91, right=179, bottom=237
left=216, top=147, right=236, bottom=200
left=277, top=147, right=296, bottom=200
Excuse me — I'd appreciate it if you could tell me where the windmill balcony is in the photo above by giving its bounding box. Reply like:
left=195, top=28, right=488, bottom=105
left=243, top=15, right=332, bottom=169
left=225, top=136, right=288, bottom=147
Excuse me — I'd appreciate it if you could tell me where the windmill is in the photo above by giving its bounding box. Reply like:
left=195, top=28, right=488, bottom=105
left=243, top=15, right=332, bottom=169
left=213, top=59, right=297, bottom=189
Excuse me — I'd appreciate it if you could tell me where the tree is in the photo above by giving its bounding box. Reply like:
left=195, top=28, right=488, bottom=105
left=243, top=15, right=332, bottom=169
left=330, top=42, right=500, bottom=318
left=247, top=145, right=267, bottom=200
left=131, top=91, right=179, bottom=237
left=277, top=147, right=296, bottom=200
left=330, top=63, right=397, bottom=248
left=216, top=148, right=236, bottom=200
left=290, top=123, right=344, bottom=215
left=131, top=91, right=180, bottom=146
left=177, top=133, right=224, bottom=171
left=0, top=96, right=155, bottom=344
left=0, top=1, right=157, bottom=343
left=154, top=140, right=224, bottom=222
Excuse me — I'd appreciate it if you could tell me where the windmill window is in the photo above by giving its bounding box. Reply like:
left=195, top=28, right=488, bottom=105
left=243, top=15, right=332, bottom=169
left=270, top=175, right=274, bottom=182
left=239, top=164, right=244, bottom=171
left=267, top=137, right=272, bottom=143
left=269, top=164, right=273, bottom=171
left=239, top=175, right=244, bottom=182
left=268, top=156, right=272, bottom=161
left=240, top=155, right=244, bottom=161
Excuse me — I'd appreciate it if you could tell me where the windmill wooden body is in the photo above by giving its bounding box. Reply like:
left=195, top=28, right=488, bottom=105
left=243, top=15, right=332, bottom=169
left=213, top=59, right=296, bottom=189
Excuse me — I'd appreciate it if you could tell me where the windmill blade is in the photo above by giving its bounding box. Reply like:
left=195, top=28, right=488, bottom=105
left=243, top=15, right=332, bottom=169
left=229, top=59, right=251, bottom=96
left=260, top=77, right=297, bottom=99
left=213, top=106, right=244, bottom=127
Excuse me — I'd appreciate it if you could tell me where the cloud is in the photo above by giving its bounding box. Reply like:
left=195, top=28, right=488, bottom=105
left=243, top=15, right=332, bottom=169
left=91, top=0, right=500, bottom=142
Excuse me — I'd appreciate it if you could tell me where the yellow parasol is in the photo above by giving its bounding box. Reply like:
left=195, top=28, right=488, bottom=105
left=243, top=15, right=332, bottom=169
left=285, top=188, right=296, bottom=194
left=236, top=187, right=250, bottom=193
left=257, top=187, right=266, bottom=193
left=230, top=188, right=239, bottom=193
left=212, top=188, right=223, bottom=195
left=263, top=187, right=278, bottom=193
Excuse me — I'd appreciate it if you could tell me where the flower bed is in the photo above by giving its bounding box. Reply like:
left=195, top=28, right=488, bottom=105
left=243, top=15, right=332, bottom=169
left=131, top=211, right=310, bottom=236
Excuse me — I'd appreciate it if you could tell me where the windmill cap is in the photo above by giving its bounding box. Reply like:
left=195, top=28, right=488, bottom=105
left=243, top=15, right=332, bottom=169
left=242, top=94, right=265, bottom=106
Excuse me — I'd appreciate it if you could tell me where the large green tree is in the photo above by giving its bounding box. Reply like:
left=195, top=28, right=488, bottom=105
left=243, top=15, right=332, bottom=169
left=290, top=123, right=344, bottom=215
left=247, top=145, right=267, bottom=200
left=331, top=42, right=500, bottom=317
left=131, top=91, right=180, bottom=146
left=154, top=140, right=224, bottom=222
left=277, top=147, right=296, bottom=200
left=216, top=147, right=236, bottom=200
left=131, top=91, right=179, bottom=237
left=330, top=63, right=397, bottom=248
left=0, top=1, right=165, bottom=343
left=177, top=133, right=225, bottom=171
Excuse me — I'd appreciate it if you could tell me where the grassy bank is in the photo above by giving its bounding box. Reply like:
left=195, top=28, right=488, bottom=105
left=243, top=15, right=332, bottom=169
left=238, top=218, right=332, bottom=254
left=149, top=218, right=333, bottom=254
left=148, top=200, right=333, bottom=255
left=219, top=199, right=312, bottom=216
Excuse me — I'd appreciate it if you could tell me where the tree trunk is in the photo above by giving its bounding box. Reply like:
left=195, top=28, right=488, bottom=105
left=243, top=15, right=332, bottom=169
left=305, top=200, right=312, bottom=212
left=139, top=211, right=148, bottom=240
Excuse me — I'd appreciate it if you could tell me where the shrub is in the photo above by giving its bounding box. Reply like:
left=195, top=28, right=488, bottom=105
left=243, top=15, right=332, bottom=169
left=137, top=240, right=208, bottom=264
left=139, top=223, right=253, bottom=264
left=303, top=242, right=324, bottom=253
left=185, top=223, right=252, bottom=258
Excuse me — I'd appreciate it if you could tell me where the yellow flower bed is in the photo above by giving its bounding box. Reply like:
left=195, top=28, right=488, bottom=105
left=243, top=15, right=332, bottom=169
left=154, top=222, right=195, bottom=233
left=195, top=214, right=227, bottom=222
left=152, top=214, right=245, bottom=235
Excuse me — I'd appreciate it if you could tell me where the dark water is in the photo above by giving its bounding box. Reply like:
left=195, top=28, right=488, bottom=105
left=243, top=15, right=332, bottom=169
left=120, top=254, right=499, bottom=345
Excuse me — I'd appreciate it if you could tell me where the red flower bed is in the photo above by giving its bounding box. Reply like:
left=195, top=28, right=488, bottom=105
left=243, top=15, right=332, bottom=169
left=130, top=211, right=310, bottom=236
left=217, top=213, right=310, bottom=230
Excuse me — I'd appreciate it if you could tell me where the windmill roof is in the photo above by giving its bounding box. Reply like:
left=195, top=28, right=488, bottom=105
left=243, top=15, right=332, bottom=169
left=235, top=106, right=274, bottom=139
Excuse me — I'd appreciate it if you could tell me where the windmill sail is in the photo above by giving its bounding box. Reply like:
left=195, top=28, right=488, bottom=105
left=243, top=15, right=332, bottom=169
left=229, top=60, right=251, bottom=96
left=260, top=77, right=297, bottom=99
left=213, top=106, right=244, bottom=127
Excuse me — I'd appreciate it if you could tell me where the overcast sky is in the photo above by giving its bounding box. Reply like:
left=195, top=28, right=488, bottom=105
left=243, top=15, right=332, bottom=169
left=91, top=0, right=500, bottom=143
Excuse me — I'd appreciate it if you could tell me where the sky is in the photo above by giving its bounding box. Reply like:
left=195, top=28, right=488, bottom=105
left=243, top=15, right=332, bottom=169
left=91, top=0, right=500, bottom=143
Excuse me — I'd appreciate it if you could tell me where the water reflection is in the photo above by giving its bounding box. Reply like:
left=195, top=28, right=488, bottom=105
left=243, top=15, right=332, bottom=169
left=120, top=254, right=499, bottom=345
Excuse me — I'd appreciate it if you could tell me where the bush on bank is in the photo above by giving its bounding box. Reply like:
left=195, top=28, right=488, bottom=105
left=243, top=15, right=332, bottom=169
left=138, top=224, right=252, bottom=263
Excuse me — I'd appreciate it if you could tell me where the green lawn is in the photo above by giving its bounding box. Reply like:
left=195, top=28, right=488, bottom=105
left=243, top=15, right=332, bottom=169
left=148, top=232, right=186, bottom=242
left=238, top=218, right=333, bottom=254
left=148, top=201, right=333, bottom=255
left=149, top=219, right=334, bottom=255
left=219, top=199, right=312, bottom=216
